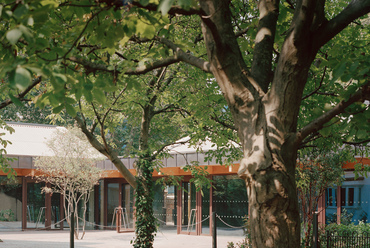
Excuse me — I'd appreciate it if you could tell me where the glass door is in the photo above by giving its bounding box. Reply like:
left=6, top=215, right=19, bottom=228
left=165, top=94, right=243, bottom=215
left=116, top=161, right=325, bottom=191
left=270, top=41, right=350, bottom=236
left=201, top=187, right=210, bottom=234
left=121, top=183, right=134, bottom=229
left=26, top=182, right=45, bottom=228
left=107, top=183, right=119, bottom=227
left=181, top=182, right=196, bottom=233
left=51, top=193, right=62, bottom=229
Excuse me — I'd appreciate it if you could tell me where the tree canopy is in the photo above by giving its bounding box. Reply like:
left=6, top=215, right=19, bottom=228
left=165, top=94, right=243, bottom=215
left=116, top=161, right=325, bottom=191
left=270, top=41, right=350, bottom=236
left=1, top=0, right=369, bottom=247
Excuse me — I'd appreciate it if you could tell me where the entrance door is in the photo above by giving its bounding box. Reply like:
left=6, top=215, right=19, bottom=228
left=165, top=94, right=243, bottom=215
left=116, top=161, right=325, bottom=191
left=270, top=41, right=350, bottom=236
left=26, top=182, right=45, bottom=228
left=121, top=184, right=134, bottom=229
left=180, top=182, right=198, bottom=234
left=50, top=193, right=63, bottom=229
left=107, top=183, right=119, bottom=227
left=23, top=179, right=64, bottom=230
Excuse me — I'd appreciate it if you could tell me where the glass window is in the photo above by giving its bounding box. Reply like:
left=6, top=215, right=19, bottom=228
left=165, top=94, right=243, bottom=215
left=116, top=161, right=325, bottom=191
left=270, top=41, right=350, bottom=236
left=340, top=187, right=346, bottom=207
left=213, top=175, right=248, bottom=236
left=121, top=183, right=134, bottom=229
left=107, top=183, right=119, bottom=227
left=181, top=182, right=196, bottom=233
left=27, top=182, right=45, bottom=228
left=326, top=188, right=337, bottom=207
left=153, top=183, right=177, bottom=231
left=348, top=188, right=354, bottom=206
left=0, top=176, right=22, bottom=230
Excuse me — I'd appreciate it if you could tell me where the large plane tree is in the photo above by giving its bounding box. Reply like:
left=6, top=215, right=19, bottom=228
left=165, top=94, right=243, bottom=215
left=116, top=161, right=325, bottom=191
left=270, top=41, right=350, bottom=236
left=1, top=0, right=369, bottom=247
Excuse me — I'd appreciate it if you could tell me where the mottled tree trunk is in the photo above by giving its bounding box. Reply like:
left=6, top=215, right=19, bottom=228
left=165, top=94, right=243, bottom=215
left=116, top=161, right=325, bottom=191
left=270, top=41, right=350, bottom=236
left=233, top=99, right=301, bottom=247
left=198, top=0, right=311, bottom=246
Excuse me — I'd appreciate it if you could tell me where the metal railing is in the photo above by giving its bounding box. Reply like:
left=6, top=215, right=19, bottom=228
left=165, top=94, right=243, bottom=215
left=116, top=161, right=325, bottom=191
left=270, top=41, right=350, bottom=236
left=326, top=231, right=370, bottom=248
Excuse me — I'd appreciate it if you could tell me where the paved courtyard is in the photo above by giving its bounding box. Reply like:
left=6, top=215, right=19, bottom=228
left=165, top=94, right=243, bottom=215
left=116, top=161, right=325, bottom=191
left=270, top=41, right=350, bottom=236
left=0, top=229, right=245, bottom=248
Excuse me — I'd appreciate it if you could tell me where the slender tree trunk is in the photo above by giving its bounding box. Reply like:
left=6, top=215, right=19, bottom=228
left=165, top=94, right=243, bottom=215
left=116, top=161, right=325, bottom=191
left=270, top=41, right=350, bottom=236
left=133, top=158, right=156, bottom=248
left=132, top=73, right=161, bottom=247
left=74, top=199, right=79, bottom=239
left=81, top=193, right=89, bottom=240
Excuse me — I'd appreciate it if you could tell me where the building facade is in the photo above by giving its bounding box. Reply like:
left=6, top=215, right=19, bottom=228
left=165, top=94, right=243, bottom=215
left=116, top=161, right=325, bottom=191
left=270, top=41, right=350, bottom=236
left=0, top=122, right=369, bottom=234
left=0, top=122, right=248, bottom=235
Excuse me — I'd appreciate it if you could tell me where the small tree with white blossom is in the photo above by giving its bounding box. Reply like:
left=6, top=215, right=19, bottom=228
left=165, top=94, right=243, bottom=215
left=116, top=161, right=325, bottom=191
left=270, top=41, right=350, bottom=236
left=35, top=126, right=103, bottom=239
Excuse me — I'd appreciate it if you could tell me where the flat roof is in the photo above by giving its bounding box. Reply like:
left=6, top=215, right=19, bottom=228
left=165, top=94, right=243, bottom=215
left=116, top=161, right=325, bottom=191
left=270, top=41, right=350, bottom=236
left=1, top=122, right=66, bottom=157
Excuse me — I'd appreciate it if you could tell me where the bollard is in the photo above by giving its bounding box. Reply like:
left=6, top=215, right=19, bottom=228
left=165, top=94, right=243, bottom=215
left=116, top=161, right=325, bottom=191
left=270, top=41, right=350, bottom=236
left=212, top=212, right=217, bottom=248
left=70, top=211, right=74, bottom=248
left=313, top=212, right=318, bottom=248
left=116, top=208, right=121, bottom=233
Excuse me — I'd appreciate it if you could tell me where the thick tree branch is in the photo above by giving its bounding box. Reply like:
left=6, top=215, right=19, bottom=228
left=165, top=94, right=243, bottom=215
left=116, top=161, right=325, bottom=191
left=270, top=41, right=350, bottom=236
left=0, top=76, right=42, bottom=109
left=69, top=42, right=210, bottom=76
left=296, top=83, right=370, bottom=144
left=200, top=14, right=224, bottom=51
left=131, top=1, right=204, bottom=16
left=156, top=37, right=211, bottom=72
left=313, top=0, right=370, bottom=50
left=250, top=0, right=279, bottom=92
left=344, top=139, right=370, bottom=146
left=75, top=115, right=137, bottom=188
left=68, top=55, right=179, bottom=75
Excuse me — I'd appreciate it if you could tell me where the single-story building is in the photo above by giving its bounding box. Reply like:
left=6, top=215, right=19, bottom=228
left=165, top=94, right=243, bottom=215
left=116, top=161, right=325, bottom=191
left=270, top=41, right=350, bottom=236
left=0, top=122, right=369, bottom=234
left=0, top=122, right=248, bottom=236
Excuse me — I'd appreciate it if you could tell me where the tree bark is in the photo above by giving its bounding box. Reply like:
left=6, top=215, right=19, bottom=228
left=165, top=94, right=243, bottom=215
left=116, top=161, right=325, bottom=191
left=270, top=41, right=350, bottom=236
left=199, top=0, right=303, bottom=246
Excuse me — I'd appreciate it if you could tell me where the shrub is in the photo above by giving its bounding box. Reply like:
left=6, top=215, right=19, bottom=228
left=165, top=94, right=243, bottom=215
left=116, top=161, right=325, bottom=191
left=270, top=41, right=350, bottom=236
left=0, top=209, right=15, bottom=221
left=227, top=216, right=251, bottom=248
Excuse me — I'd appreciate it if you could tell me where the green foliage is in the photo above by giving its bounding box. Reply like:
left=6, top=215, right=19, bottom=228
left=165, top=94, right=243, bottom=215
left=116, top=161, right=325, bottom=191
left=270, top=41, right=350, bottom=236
left=298, top=11, right=370, bottom=148
left=326, top=220, right=370, bottom=235
left=132, top=158, right=157, bottom=248
left=0, top=120, right=16, bottom=178
left=326, top=208, right=355, bottom=226
left=297, top=147, right=351, bottom=247
left=182, top=163, right=212, bottom=196
left=0, top=209, right=15, bottom=221
left=227, top=216, right=251, bottom=248
left=320, top=220, right=370, bottom=248
left=156, top=174, right=183, bottom=189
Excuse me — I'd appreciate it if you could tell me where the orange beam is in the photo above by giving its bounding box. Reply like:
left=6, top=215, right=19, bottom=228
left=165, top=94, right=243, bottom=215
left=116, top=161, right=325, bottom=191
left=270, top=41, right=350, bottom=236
left=342, top=158, right=370, bottom=170
left=4, top=158, right=369, bottom=179
left=101, top=164, right=241, bottom=179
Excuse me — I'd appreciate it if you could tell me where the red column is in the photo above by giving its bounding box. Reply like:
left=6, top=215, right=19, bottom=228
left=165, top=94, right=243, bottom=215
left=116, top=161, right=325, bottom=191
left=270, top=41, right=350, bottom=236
left=209, top=180, right=213, bottom=236
left=196, top=191, right=202, bottom=235
left=116, top=208, right=121, bottom=233
left=45, top=183, right=52, bottom=230
left=317, top=193, right=326, bottom=227
left=337, top=186, right=341, bottom=224
left=176, top=187, right=182, bottom=234
left=22, top=177, right=27, bottom=230
left=103, top=179, right=108, bottom=229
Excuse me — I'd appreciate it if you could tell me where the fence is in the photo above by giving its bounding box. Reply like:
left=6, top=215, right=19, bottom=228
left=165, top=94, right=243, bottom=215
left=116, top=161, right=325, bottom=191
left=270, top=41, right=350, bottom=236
left=326, top=231, right=370, bottom=248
